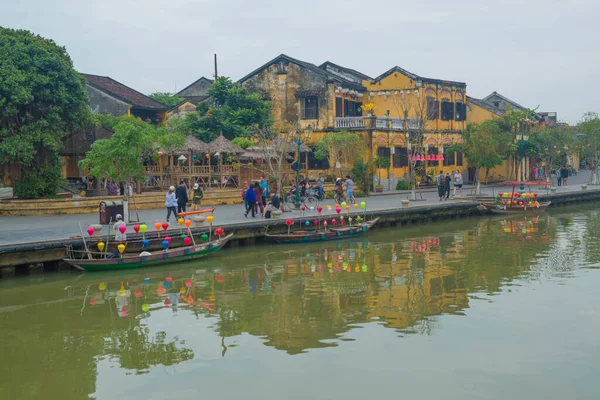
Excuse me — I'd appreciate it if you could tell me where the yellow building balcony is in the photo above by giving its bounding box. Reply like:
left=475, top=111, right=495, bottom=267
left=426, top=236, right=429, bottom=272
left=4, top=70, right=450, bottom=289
left=334, top=116, right=420, bottom=131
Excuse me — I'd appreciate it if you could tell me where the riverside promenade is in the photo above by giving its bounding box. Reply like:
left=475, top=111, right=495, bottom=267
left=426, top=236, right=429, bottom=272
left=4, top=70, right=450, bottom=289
left=0, top=171, right=591, bottom=246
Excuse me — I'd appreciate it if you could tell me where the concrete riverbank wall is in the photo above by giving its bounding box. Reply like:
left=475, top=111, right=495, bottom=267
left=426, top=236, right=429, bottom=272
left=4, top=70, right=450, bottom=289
left=1, top=187, right=599, bottom=278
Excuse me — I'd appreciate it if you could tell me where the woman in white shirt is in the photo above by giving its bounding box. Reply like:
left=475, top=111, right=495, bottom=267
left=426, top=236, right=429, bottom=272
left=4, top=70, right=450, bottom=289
left=453, top=170, right=463, bottom=196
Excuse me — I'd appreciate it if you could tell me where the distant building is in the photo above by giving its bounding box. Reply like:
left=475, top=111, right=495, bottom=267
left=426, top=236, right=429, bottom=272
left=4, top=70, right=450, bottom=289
left=176, top=77, right=213, bottom=104
left=482, top=91, right=557, bottom=126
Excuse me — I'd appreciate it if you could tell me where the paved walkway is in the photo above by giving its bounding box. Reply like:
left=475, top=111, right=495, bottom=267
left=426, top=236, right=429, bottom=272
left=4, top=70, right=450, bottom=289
left=0, top=171, right=591, bottom=246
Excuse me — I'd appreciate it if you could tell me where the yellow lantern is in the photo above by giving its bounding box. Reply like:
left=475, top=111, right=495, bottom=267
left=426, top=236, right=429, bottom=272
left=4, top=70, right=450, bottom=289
left=97, top=242, right=105, bottom=252
left=99, top=282, right=106, bottom=291
left=207, top=215, right=214, bottom=225
left=118, top=244, right=126, bottom=257
left=178, top=218, right=184, bottom=226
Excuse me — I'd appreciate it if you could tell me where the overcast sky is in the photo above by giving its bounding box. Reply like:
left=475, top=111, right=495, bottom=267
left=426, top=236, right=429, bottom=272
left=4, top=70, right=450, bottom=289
left=2, top=0, right=598, bottom=123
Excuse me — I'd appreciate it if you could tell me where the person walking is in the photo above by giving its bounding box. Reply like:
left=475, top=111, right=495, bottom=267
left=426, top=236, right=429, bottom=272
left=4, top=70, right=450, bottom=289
left=259, top=176, right=269, bottom=206
left=316, top=173, right=325, bottom=199
left=436, top=171, right=445, bottom=201
left=561, top=166, right=569, bottom=187
left=344, top=175, right=355, bottom=204
left=192, top=183, right=203, bottom=211
left=453, top=169, right=463, bottom=196
left=555, top=167, right=562, bottom=187
left=444, top=172, right=452, bottom=200
left=175, top=181, right=188, bottom=215
left=253, top=182, right=264, bottom=216
left=244, top=183, right=256, bottom=218
left=165, top=186, right=177, bottom=222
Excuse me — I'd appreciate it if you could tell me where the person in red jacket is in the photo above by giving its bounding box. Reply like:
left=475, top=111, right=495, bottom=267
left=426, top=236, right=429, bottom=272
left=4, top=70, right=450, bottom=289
left=253, top=182, right=264, bottom=215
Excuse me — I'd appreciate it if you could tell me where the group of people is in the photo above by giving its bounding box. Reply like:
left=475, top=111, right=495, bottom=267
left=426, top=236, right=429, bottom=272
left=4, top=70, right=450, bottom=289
left=242, top=176, right=280, bottom=218
left=165, top=181, right=204, bottom=222
left=555, top=166, right=570, bottom=187
left=436, top=170, right=463, bottom=201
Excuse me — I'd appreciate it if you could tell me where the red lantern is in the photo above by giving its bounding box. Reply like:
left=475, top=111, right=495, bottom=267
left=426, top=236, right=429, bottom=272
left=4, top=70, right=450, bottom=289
left=439, top=154, right=444, bottom=160
left=158, top=151, right=163, bottom=157
left=408, top=155, right=412, bottom=161
left=162, top=222, right=169, bottom=231
left=133, top=225, right=140, bottom=233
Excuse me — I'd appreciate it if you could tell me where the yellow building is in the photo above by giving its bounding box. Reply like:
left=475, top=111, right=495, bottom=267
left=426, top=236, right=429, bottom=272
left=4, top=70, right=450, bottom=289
left=239, top=55, right=470, bottom=188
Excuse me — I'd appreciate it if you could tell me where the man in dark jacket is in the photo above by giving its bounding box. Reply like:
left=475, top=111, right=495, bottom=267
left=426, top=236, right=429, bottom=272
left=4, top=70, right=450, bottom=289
left=175, top=181, right=188, bottom=214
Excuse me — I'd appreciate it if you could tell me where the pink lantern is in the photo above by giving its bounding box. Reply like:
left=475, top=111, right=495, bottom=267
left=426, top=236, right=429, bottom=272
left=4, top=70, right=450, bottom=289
left=165, top=236, right=172, bottom=243
left=185, top=278, right=192, bottom=287
left=316, top=205, right=323, bottom=213
left=184, top=237, right=192, bottom=246
left=118, top=225, right=126, bottom=234
left=301, top=205, right=306, bottom=212
left=439, top=154, right=444, bottom=160
left=419, top=154, right=425, bottom=161
left=87, top=227, right=95, bottom=236
left=314, top=219, right=318, bottom=225
left=335, top=207, right=342, bottom=214
left=332, top=219, right=337, bottom=225
left=285, top=219, right=293, bottom=226
left=408, top=155, right=413, bottom=161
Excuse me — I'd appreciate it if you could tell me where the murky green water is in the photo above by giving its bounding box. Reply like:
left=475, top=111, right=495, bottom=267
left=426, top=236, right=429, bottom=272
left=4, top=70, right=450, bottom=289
left=1, top=205, right=600, bottom=400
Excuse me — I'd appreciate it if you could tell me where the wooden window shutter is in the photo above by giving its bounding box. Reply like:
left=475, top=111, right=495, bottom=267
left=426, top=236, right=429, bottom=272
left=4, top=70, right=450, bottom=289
left=336, top=97, right=343, bottom=118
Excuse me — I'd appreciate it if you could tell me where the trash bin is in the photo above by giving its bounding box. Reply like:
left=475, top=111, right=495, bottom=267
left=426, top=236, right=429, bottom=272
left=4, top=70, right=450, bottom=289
left=99, top=200, right=124, bottom=224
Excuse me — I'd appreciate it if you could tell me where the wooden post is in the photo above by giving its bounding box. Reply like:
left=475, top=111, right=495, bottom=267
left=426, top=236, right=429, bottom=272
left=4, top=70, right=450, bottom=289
left=219, top=154, right=223, bottom=188
left=208, top=157, right=211, bottom=190
left=159, top=156, right=163, bottom=190
left=188, top=150, right=192, bottom=188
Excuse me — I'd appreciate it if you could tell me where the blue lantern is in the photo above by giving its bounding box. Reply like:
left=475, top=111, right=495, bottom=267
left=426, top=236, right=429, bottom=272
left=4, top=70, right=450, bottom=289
left=193, top=154, right=197, bottom=159
left=142, top=239, right=150, bottom=248
left=143, top=277, right=150, bottom=284
left=162, top=240, right=169, bottom=249
left=305, top=221, right=310, bottom=226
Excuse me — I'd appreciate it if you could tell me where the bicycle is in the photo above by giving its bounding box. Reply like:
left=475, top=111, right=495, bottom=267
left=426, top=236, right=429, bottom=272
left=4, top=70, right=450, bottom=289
left=286, top=192, right=317, bottom=208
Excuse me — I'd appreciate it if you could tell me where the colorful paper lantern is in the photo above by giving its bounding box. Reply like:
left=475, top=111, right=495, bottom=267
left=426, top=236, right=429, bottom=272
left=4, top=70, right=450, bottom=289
left=201, top=233, right=208, bottom=242
left=118, top=225, right=127, bottom=234
left=184, top=237, right=192, bottom=246
left=117, top=244, right=125, bottom=256
left=134, top=289, right=143, bottom=298
left=207, top=215, right=214, bottom=224
left=162, top=222, right=169, bottom=231
left=140, top=224, right=147, bottom=233
left=285, top=219, right=293, bottom=226
left=305, top=221, right=310, bottom=226
left=87, top=227, right=95, bottom=236
left=142, top=304, right=150, bottom=312
left=165, top=236, right=172, bottom=243
left=97, top=242, right=105, bottom=252
left=99, top=282, right=106, bottom=290
left=185, top=219, right=192, bottom=228
left=162, top=240, right=169, bottom=249
left=301, top=205, right=306, bottom=211
left=142, top=239, right=150, bottom=248
left=154, top=222, right=161, bottom=231
left=341, top=202, right=347, bottom=208
left=360, top=201, right=366, bottom=209
left=158, top=151, right=163, bottom=156
left=316, top=205, right=323, bottom=213
left=133, top=225, right=140, bottom=233
left=185, top=278, right=192, bottom=287
left=178, top=218, right=184, bottom=226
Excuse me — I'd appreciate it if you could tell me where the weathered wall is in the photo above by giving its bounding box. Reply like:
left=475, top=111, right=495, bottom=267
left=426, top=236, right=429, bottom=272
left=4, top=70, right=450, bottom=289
left=87, top=85, right=131, bottom=116
left=242, top=62, right=332, bottom=130
left=178, top=78, right=212, bottom=99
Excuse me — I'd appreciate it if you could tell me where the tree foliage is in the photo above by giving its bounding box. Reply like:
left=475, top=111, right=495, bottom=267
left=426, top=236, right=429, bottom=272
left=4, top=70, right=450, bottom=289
left=0, top=28, right=90, bottom=195
left=79, top=115, right=184, bottom=192
left=451, top=120, right=511, bottom=192
left=149, top=92, right=184, bottom=108
left=314, top=131, right=363, bottom=177
left=578, top=112, right=600, bottom=163
left=529, top=124, right=576, bottom=179
left=183, top=77, right=271, bottom=142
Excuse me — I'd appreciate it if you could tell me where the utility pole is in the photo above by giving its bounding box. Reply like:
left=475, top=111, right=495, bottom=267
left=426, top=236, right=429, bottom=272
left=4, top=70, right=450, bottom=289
left=214, top=54, right=218, bottom=80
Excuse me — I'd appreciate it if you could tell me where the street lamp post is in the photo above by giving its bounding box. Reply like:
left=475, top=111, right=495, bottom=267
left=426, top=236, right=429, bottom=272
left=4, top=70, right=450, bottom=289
left=516, top=133, right=529, bottom=189
left=291, top=125, right=313, bottom=209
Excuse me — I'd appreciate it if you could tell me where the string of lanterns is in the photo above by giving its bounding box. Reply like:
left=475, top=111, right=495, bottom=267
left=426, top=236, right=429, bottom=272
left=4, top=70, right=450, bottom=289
left=408, top=154, right=444, bottom=161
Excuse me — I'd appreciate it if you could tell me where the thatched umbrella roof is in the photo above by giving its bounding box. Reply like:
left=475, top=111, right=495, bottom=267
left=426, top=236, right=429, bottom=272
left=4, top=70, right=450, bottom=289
left=207, top=134, right=244, bottom=154
left=182, top=136, right=209, bottom=153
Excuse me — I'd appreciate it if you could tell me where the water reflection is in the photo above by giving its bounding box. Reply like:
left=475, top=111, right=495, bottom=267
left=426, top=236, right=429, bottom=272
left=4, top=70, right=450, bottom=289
left=1, top=206, right=600, bottom=399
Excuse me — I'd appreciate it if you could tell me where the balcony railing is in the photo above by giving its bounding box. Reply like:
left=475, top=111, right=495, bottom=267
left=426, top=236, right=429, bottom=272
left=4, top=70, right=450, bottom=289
left=335, top=116, right=420, bottom=130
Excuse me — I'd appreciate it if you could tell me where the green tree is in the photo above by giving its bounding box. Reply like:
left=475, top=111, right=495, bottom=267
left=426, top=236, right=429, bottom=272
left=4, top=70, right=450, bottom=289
left=231, top=137, right=255, bottom=149
left=314, top=131, right=363, bottom=177
left=578, top=112, right=600, bottom=183
left=79, top=115, right=184, bottom=197
left=451, top=120, right=511, bottom=194
left=529, top=124, right=576, bottom=181
left=184, top=77, right=271, bottom=142
left=149, top=92, right=184, bottom=108
left=0, top=28, right=90, bottom=197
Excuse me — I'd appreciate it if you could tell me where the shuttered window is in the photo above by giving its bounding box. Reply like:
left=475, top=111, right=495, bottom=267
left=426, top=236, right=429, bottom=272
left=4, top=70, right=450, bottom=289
left=427, top=98, right=440, bottom=120
left=377, top=146, right=391, bottom=158
left=441, top=101, right=454, bottom=121
left=393, top=147, right=409, bottom=167
left=302, top=97, right=319, bottom=119
left=443, top=147, right=454, bottom=166
left=456, top=151, right=463, bottom=166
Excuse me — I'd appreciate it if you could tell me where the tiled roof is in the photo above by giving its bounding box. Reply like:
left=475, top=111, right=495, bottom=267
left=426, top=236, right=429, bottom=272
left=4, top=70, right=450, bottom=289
left=466, top=95, right=505, bottom=115
left=319, top=61, right=372, bottom=81
left=372, top=66, right=467, bottom=87
left=81, top=73, right=167, bottom=110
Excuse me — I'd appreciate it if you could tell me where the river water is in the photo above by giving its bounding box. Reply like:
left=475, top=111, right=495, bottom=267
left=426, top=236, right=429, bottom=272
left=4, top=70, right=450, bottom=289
left=1, top=205, right=599, bottom=400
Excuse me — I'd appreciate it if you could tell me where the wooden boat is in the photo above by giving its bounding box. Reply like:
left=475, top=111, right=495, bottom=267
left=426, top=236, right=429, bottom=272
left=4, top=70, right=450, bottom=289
left=265, top=218, right=379, bottom=244
left=64, top=234, right=233, bottom=272
left=481, top=201, right=551, bottom=214
left=481, top=180, right=551, bottom=215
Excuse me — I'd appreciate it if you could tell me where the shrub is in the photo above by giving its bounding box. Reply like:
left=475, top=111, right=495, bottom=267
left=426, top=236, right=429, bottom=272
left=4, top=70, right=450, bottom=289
left=14, top=157, right=64, bottom=199
left=396, top=180, right=411, bottom=190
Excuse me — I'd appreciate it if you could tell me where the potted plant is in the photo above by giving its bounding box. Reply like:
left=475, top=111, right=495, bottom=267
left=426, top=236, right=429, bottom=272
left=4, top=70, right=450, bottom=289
left=374, top=156, right=390, bottom=193
left=359, top=102, right=376, bottom=117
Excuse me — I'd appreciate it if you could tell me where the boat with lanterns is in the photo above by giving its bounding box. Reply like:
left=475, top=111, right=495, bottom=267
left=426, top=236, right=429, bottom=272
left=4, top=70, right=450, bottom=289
left=64, top=231, right=233, bottom=272
left=481, top=181, right=551, bottom=214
